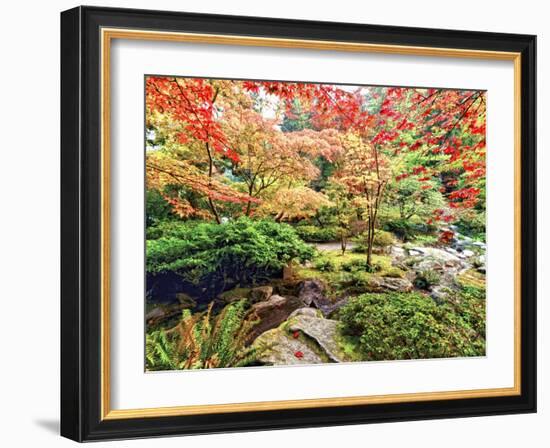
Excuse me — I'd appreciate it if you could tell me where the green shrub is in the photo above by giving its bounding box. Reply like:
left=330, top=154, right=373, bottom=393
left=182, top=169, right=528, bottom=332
left=414, top=270, right=441, bottom=289
left=342, top=259, right=367, bottom=272
left=411, top=234, right=438, bottom=245
left=342, top=259, right=380, bottom=273
left=347, top=271, right=372, bottom=289
left=449, top=286, right=486, bottom=339
left=351, top=230, right=394, bottom=253
left=383, top=266, right=405, bottom=278
left=373, top=230, right=395, bottom=247
left=338, top=291, right=485, bottom=360
left=314, top=258, right=337, bottom=272
left=384, top=219, right=417, bottom=241
left=146, top=218, right=314, bottom=295
left=351, top=244, right=367, bottom=254
left=294, top=224, right=338, bottom=243
left=456, top=213, right=486, bottom=242
left=146, top=219, right=200, bottom=240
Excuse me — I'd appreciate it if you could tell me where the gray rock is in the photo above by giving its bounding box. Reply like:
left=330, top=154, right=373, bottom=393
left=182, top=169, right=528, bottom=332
left=253, top=328, right=324, bottom=365
left=408, top=248, right=424, bottom=256
left=145, top=307, right=165, bottom=322
left=444, top=247, right=460, bottom=256
left=409, top=246, right=427, bottom=254
left=175, top=293, right=197, bottom=308
left=288, top=307, right=323, bottom=319
left=288, top=315, right=348, bottom=362
left=297, top=279, right=338, bottom=315
left=477, top=255, right=486, bottom=273
left=390, top=245, right=406, bottom=259
left=249, top=285, right=273, bottom=303
left=381, top=277, right=414, bottom=292
left=413, top=247, right=463, bottom=263
left=366, top=276, right=413, bottom=293
left=298, top=279, right=326, bottom=307
left=145, top=303, right=191, bottom=326
left=430, top=286, right=451, bottom=302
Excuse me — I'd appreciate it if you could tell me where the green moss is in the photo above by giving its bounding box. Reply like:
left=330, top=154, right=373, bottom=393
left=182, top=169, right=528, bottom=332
left=334, top=332, right=364, bottom=362
left=410, top=234, right=438, bottom=246
left=456, top=269, right=485, bottom=289
left=294, top=267, right=330, bottom=281
left=218, top=287, right=253, bottom=303
left=314, top=250, right=392, bottom=270
left=295, top=250, right=405, bottom=296
left=383, top=266, right=406, bottom=278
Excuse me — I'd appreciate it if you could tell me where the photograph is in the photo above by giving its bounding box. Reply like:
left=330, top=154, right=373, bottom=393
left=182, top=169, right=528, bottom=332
left=144, top=76, right=487, bottom=370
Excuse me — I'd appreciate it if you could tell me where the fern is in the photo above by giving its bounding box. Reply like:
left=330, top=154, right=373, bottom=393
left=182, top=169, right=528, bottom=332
left=146, top=300, right=260, bottom=370
left=145, top=330, right=179, bottom=370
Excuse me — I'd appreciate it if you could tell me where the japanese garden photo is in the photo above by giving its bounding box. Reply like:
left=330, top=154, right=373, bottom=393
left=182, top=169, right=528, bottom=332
left=144, top=76, right=487, bottom=371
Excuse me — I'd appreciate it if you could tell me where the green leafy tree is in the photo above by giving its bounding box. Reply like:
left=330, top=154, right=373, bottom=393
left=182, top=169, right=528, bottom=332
left=325, top=181, right=355, bottom=254
left=388, top=177, right=446, bottom=221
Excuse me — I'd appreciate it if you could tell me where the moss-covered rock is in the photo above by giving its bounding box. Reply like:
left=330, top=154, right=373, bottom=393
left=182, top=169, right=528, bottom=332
left=287, top=315, right=351, bottom=362
left=249, top=285, right=273, bottom=303
left=252, top=328, right=325, bottom=365
left=218, top=287, right=252, bottom=304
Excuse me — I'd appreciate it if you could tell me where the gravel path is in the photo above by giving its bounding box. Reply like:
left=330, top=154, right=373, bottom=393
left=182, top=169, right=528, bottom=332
left=313, top=242, right=356, bottom=251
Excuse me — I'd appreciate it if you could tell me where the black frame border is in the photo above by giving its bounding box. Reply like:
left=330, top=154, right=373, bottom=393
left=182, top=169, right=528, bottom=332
left=61, top=6, right=536, bottom=442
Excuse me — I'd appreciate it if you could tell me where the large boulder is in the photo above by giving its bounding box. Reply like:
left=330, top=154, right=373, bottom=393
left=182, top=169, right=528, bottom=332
left=249, top=285, right=273, bottom=303
left=217, top=287, right=252, bottom=305
left=408, top=246, right=465, bottom=264
left=297, top=279, right=338, bottom=315
left=288, top=307, right=323, bottom=319
left=473, top=254, right=486, bottom=273
left=145, top=302, right=194, bottom=327
left=252, top=328, right=325, bottom=365
left=287, top=315, right=349, bottom=362
left=298, top=279, right=325, bottom=307
left=430, top=285, right=452, bottom=303
left=390, top=245, right=407, bottom=259
left=366, top=276, right=413, bottom=293
left=175, top=293, right=197, bottom=308
left=247, top=295, right=303, bottom=343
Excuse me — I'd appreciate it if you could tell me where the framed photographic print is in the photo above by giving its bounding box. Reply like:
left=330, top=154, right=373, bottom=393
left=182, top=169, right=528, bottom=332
left=60, top=6, right=537, bottom=442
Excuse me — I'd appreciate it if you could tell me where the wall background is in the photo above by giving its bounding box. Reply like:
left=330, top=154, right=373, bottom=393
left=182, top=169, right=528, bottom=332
left=0, top=1, right=545, bottom=446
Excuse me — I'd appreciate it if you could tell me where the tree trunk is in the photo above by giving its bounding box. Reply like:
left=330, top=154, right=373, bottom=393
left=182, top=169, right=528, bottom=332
left=341, top=233, right=347, bottom=255
left=205, top=142, right=221, bottom=224
left=366, top=216, right=375, bottom=268
left=245, top=200, right=253, bottom=217
left=245, top=184, right=254, bottom=216
left=275, top=211, right=285, bottom=222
